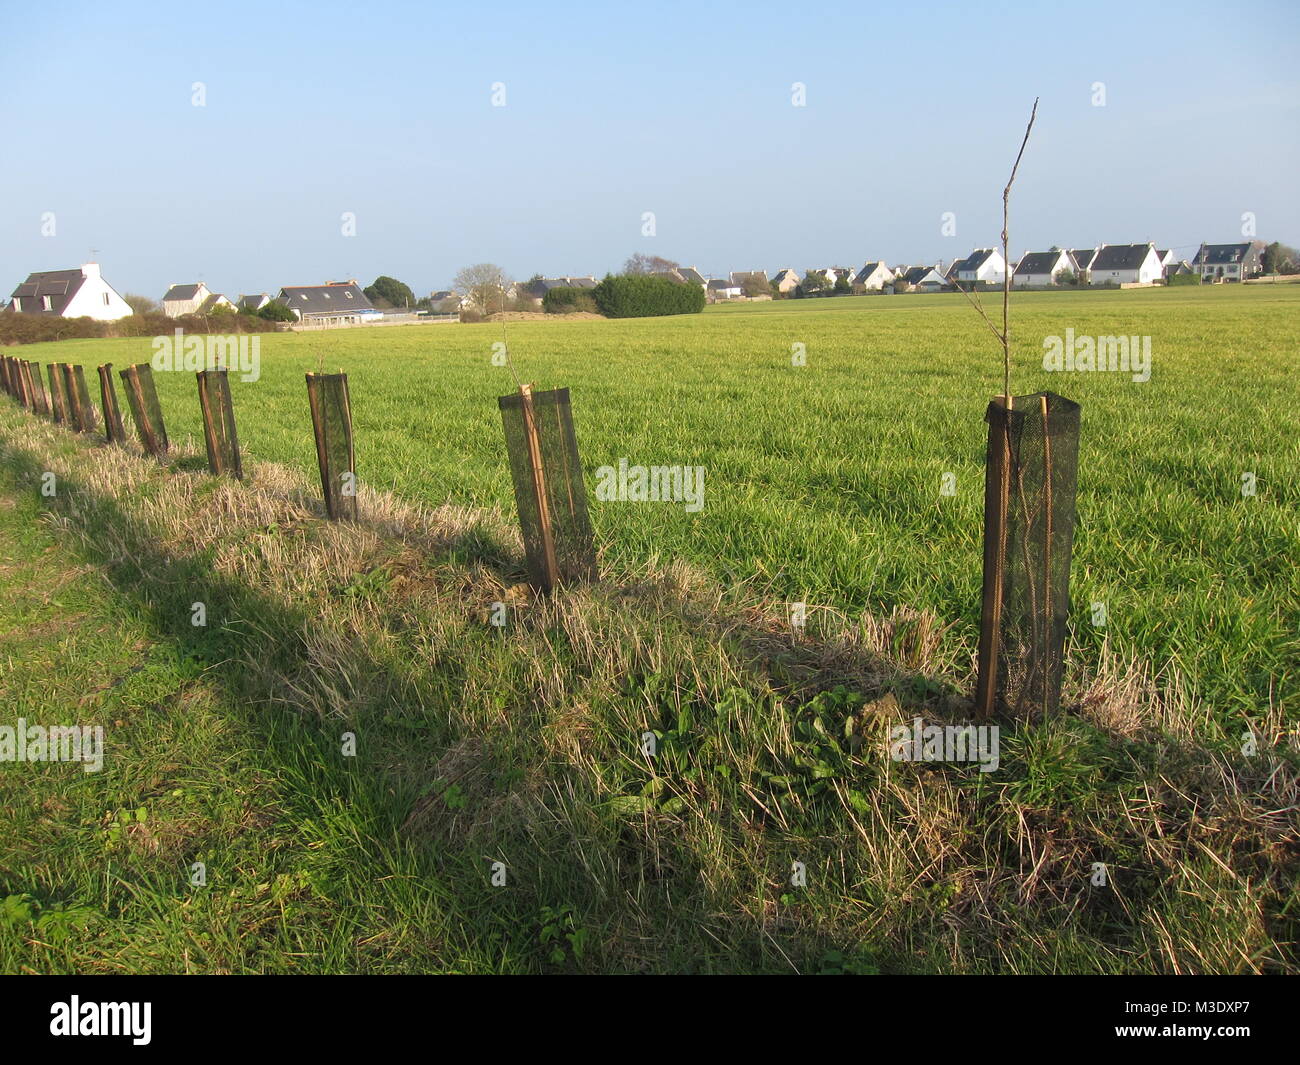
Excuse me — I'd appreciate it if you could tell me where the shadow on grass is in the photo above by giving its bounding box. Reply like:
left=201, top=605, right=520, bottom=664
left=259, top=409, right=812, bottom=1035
left=0, top=419, right=931, bottom=974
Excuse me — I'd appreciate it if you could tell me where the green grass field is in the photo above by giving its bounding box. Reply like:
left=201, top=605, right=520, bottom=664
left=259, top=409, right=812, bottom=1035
left=1, top=284, right=1296, bottom=973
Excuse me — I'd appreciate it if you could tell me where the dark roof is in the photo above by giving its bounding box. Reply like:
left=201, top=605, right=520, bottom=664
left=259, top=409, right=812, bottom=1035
left=902, top=265, right=943, bottom=285
left=237, top=293, right=270, bottom=310
left=1014, top=250, right=1067, bottom=275
left=730, top=270, right=768, bottom=285
left=677, top=267, right=706, bottom=284
left=1192, top=243, right=1254, bottom=266
left=1091, top=244, right=1156, bottom=271
left=278, top=283, right=374, bottom=315
left=707, top=278, right=738, bottom=289
left=9, top=268, right=87, bottom=316
left=773, top=268, right=798, bottom=283
left=958, top=249, right=998, bottom=273
left=854, top=261, right=890, bottom=283
left=163, top=283, right=203, bottom=302
left=525, top=277, right=597, bottom=296
left=1070, top=248, right=1098, bottom=269
left=198, top=293, right=230, bottom=312
left=1156, top=249, right=1170, bottom=261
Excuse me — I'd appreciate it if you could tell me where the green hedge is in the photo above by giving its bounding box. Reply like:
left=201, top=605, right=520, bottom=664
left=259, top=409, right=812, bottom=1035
left=0, top=310, right=280, bottom=346
left=542, top=287, right=597, bottom=314
left=592, top=274, right=705, bottom=318
left=1167, top=272, right=1200, bottom=286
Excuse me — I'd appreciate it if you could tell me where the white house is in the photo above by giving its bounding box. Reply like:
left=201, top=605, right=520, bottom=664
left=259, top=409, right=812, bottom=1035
left=955, top=248, right=1006, bottom=286
left=1012, top=249, right=1074, bottom=288
left=237, top=293, right=273, bottom=312
left=897, top=265, right=948, bottom=292
left=197, top=293, right=236, bottom=314
left=853, top=261, right=895, bottom=290
left=1069, top=248, right=1099, bottom=285
left=1089, top=243, right=1164, bottom=285
left=8, top=263, right=133, bottom=321
left=706, top=279, right=742, bottom=300
left=162, top=282, right=214, bottom=317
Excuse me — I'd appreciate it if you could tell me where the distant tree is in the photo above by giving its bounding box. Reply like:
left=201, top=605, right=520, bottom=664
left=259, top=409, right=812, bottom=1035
left=363, top=275, right=415, bottom=309
left=123, top=293, right=159, bottom=316
left=1056, top=269, right=1077, bottom=286
left=739, top=274, right=770, bottom=298
left=452, top=263, right=512, bottom=314
left=623, top=253, right=680, bottom=276
left=833, top=274, right=851, bottom=295
left=1262, top=241, right=1299, bottom=275
left=258, top=300, right=297, bottom=322
left=798, top=271, right=829, bottom=297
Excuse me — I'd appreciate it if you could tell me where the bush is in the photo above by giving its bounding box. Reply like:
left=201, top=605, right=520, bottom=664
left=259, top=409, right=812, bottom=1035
left=592, top=274, right=705, bottom=318
left=0, top=310, right=281, bottom=346
left=542, top=288, right=598, bottom=314
left=1167, top=272, right=1200, bottom=286
left=258, top=301, right=297, bottom=322
left=0, top=313, right=103, bottom=346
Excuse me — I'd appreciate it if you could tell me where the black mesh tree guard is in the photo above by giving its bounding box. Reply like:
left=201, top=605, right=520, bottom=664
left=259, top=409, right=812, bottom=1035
left=976, top=392, right=1081, bottom=720
left=47, top=364, right=69, bottom=426
left=119, top=363, right=170, bottom=457
left=98, top=364, right=127, bottom=445
left=498, top=385, right=597, bottom=592
left=196, top=368, right=243, bottom=478
left=305, top=372, right=356, bottom=520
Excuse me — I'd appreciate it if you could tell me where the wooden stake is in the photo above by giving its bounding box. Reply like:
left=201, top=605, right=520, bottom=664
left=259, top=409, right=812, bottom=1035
left=520, top=383, right=560, bottom=592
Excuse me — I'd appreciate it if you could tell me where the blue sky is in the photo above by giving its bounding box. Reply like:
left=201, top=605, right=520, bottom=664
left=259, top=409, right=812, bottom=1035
left=2, top=0, right=1297, bottom=298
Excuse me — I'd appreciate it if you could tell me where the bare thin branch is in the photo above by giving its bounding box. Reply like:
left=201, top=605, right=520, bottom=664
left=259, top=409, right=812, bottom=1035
left=1000, top=98, right=1038, bottom=402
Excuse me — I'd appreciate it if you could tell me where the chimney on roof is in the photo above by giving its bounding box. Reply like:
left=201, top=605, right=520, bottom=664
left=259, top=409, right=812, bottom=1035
left=81, top=262, right=101, bottom=279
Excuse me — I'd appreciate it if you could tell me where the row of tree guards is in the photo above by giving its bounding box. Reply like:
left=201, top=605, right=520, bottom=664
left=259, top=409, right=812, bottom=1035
left=0, top=351, right=1079, bottom=722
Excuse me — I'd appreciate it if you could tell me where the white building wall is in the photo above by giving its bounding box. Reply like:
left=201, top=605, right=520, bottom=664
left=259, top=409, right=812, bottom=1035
left=61, top=264, right=133, bottom=321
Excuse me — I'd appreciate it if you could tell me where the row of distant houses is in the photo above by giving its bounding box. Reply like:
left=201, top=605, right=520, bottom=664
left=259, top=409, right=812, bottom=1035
left=159, top=280, right=382, bottom=325
left=733, top=242, right=1262, bottom=299
left=3, top=242, right=1268, bottom=324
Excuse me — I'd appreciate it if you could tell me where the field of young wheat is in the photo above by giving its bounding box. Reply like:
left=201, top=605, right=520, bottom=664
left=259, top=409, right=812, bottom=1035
left=1, top=283, right=1295, bottom=973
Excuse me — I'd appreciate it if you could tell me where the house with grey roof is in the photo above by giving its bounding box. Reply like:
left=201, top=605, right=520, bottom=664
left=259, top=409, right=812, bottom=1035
left=1090, top=243, right=1164, bottom=285
left=1069, top=248, right=1099, bottom=284
left=954, top=248, right=1006, bottom=286
left=1012, top=249, right=1074, bottom=288
left=730, top=270, right=769, bottom=295
left=521, top=276, right=599, bottom=304
left=772, top=268, right=800, bottom=295
left=162, top=282, right=213, bottom=318
left=277, top=281, right=375, bottom=325
left=853, top=261, right=895, bottom=290
left=897, top=266, right=948, bottom=291
left=237, top=293, right=273, bottom=312
left=198, top=293, right=236, bottom=314
left=9, top=263, right=132, bottom=321
left=707, top=278, right=742, bottom=300
left=1191, top=242, right=1262, bottom=282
